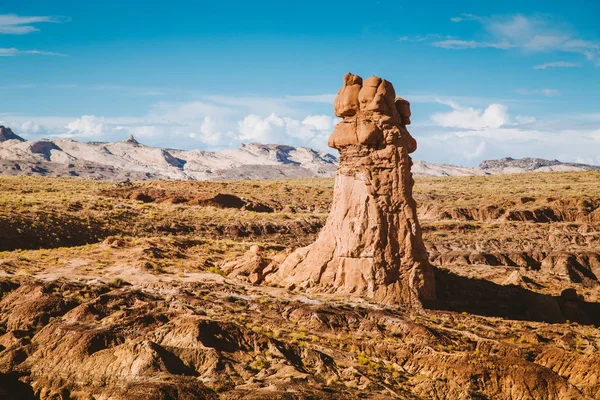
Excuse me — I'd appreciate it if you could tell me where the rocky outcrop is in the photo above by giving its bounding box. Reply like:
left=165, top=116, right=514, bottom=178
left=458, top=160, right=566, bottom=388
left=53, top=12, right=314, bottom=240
left=124, top=133, right=140, bottom=145
left=480, top=157, right=600, bottom=173
left=105, top=187, right=275, bottom=212
left=0, top=126, right=25, bottom=142
left=0, top=133, right=338, bottom=180
left=2, top=169, right=600, bottom=399
left=1, top=124, right=598, bottom=180
left=2, top=278, right=596, bottom=400
left=221, top=245, right=272, bottom=284
left=264, top=73, right=435, bottom=306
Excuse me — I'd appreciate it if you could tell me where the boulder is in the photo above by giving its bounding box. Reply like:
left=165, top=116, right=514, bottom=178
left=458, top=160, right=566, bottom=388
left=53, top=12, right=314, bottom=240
left=221, top=245, right=271, bottom=284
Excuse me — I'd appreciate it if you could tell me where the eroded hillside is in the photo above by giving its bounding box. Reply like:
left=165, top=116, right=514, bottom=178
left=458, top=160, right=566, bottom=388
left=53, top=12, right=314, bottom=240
left=1, top=172, right=600, bottom=399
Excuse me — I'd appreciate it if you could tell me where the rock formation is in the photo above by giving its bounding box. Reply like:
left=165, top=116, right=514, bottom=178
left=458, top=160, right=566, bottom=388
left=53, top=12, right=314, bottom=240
left=0, top=126, right=25, bottom=142
left=221, top=245, right=273, bottom=284
left=264, top=73, right=435, bottom=305
left=0, top=136, right=338, bottom=181
left=1, top=123, right=597, bottom=180
left=125, top=133, right=140, bottom=145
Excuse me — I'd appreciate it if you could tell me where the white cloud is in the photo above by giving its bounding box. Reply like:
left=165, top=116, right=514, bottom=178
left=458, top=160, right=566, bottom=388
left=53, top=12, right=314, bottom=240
left=23, top=49, right=66, bottom=56
left=237, top=113, right=336, bottom=149
left=191, top=116, right=235, bottom=146
left=2, top=92, right=340, bottom=152
left=65, top=115, right=107, bottom=137
left=6, top=93, right=599, bottom=167
left=58, top=115, right=189, bottom=144
left=467, top=141, right=487, bottom=160
left=0, top=47, right=66, bottom=57
left=0, top=119, right=55, bottom=137
left=515, top=115, right=536, bottom=124
left=414, top=96, right=600, bottom=166
left=417, top=124, right=600, bottom=166
left=136, top=90, right=166, bottom=96
left=150, top=100, right=236, bottom=121
left=398, top=34, right=456, bottom=43
left=543, top=89, right=559, bottom=97
left=199, top=116, right=218, bottom=136
left=533, top=61, right=580, bottom=69
left=285, top=94, right=336, bottom=103
left=0, top=48, right=19, bottom=56
left=0, top=14, right=69, bottom=57
left=0, top=14, right=69, bottom=34
left=302, top=115, right=338, bottom=131
left=580, top=113, right=600, bottom=122
left=432, top=39, right=513, bottom=50
left=202, top=95, right=297, bottom=116
left=438, top=14, right=600, bottom=65
left=17, top=120, right=45, bottom=134
left=432, top=101, right=509, bottom=130
left=515, top=88, right=560, bottom=97
left=448, top=127, right=545, bottom=141
left=525, top=35, right=569, bottom=51
left=450, top=14, right=482, bottom=23
left=238, top=114, right=285, bottom=143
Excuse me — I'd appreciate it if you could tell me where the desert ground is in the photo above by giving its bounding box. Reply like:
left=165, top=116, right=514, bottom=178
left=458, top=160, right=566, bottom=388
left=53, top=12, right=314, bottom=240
left=1, top=172, right=600, bottom=399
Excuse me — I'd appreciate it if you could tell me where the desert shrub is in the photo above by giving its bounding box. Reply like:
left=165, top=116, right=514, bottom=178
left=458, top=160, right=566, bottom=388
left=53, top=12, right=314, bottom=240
left=207, top=266, right=225, bottom=276
left=357, top=353, right=370, bottom=365
left=109, top=277, right=128, bottom=288
left=251, top=359, right=269, bottom=370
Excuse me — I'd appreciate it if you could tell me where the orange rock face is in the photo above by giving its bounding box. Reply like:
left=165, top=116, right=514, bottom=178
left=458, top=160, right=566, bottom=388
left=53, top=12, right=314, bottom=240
left=265, top=73, right=435, bottom=305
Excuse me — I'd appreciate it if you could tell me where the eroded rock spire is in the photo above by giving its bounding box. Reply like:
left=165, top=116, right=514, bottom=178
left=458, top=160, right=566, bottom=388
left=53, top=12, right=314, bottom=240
left=264, top=73, right=435, bottom=305
left=124, top=133, right=140, bottom=145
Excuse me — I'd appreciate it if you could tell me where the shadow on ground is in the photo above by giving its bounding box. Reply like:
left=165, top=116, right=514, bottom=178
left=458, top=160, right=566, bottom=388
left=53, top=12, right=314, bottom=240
left=431, top=267, right=600, bottom=326
left=0, top=373, right=36, bottom=400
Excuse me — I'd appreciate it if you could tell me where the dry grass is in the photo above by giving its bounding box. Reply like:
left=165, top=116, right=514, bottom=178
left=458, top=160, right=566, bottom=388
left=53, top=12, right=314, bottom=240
left=1, top=172, right=600, bottom=398
left=414, top=170, right=600, bottom=208
left=1, top=171, right=599, bottom=300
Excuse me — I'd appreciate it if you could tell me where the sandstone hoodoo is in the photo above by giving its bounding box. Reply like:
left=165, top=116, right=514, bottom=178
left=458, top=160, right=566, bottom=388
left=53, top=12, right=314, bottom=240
left=265, top=73, right=435, bottom=305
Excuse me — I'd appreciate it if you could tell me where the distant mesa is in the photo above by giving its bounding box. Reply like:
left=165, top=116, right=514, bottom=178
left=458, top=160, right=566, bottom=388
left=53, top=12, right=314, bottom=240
left=0, top=123, right=598, bottom=180
left=0, top=126, right=26, bottom=142
left=478, top=157, right=600, bottom=173
left=0, top=126, right=338, bottom=180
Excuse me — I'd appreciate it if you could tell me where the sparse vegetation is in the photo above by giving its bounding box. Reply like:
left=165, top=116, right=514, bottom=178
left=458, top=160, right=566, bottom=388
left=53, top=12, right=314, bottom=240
left=0, top=173, right=599, bottom=398
left=109, top=277, right=128, bottom=288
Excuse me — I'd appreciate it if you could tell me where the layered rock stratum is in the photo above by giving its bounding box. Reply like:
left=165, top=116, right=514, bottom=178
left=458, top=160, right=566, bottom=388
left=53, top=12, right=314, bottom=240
left=260, top=73, right=435, bottom=305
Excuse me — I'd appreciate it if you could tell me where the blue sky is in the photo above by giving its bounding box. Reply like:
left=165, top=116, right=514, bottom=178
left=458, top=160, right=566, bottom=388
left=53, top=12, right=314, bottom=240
left=1, top=0, right=599, bottom=165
